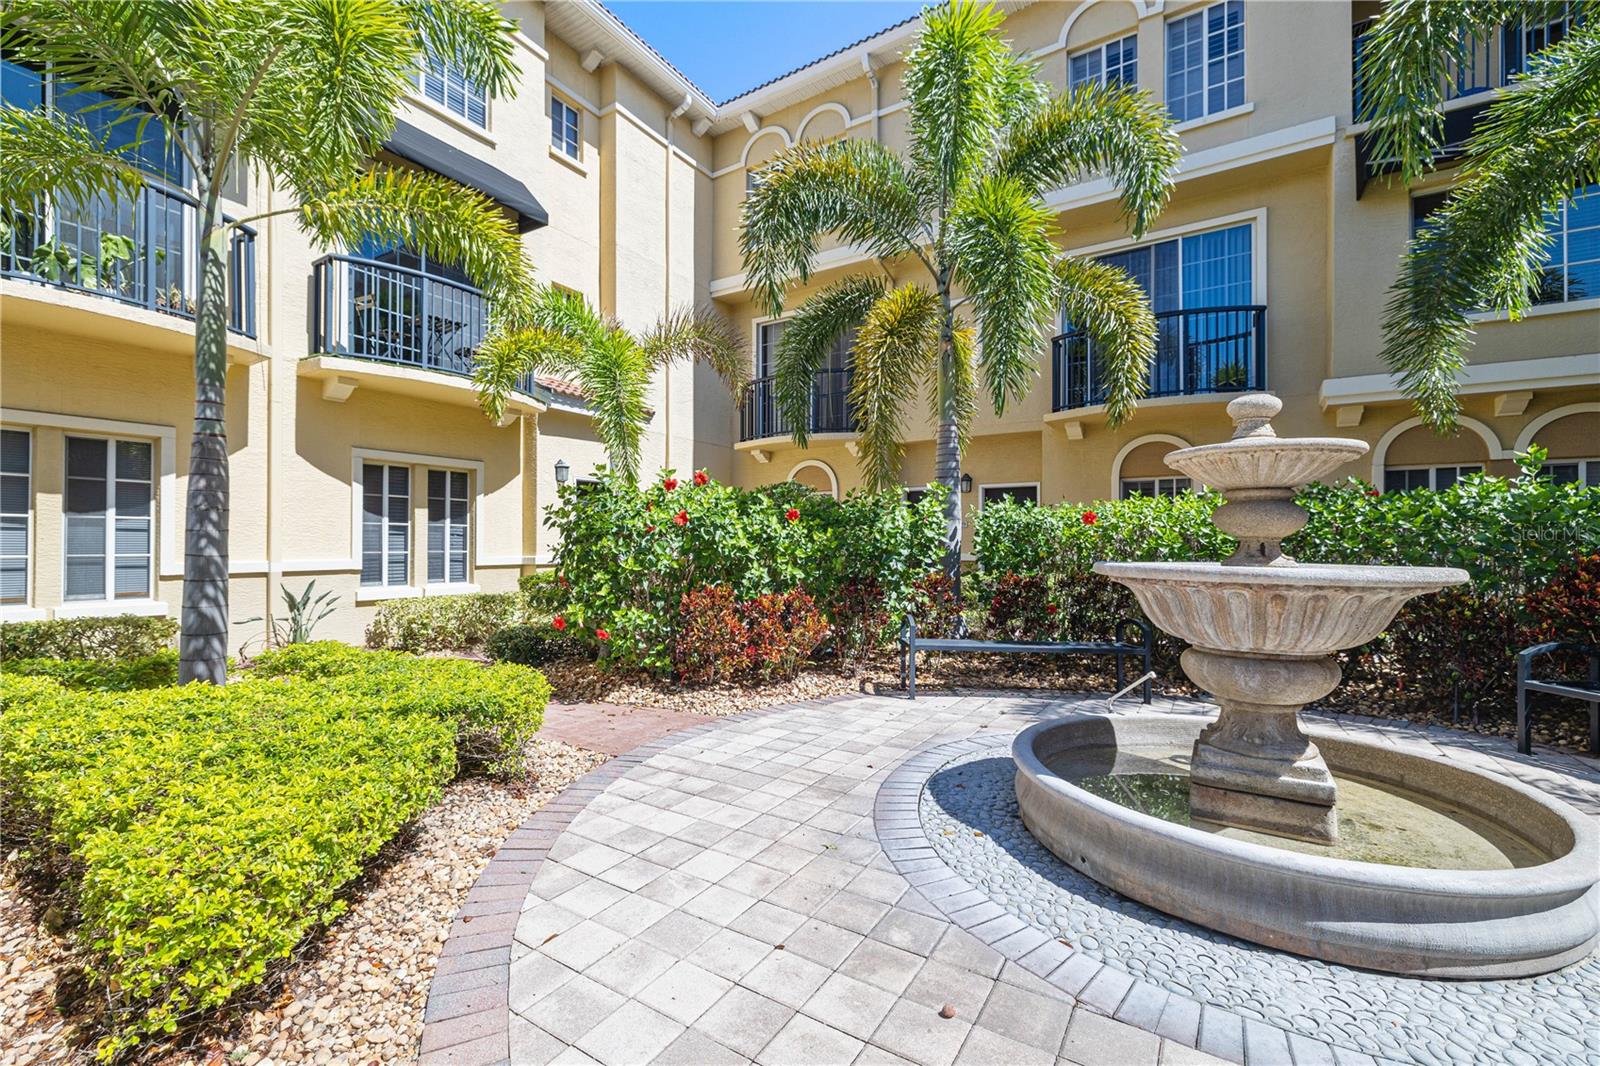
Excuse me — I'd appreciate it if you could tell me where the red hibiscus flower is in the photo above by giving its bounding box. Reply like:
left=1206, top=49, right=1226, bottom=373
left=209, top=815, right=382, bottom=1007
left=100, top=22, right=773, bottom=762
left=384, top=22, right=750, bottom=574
left=785, top=508, right=800, bottom=522
left=646, top=524, right=656, bottom=533
left=693, top=470, right=709, bottom=486
left=1081, top=510, right=1098, bottom=525
left=595, top=628, right=610, bottom=641
left=1046, top=604, right=1058, bottom=614
left=1367, top=489, right=1381, bottom=497
left=552, top=616, right=567, bottom=631
left=673, top=510, right=689, bottom=527
left=663, top=477, right=679, bottom=491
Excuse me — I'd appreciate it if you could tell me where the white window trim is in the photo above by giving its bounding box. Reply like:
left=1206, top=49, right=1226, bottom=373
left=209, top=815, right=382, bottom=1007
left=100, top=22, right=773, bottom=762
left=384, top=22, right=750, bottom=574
left=349, top=447, right=488, bottom=578
left=1120, top=475, right=1194, bottom=498
left=360, top=461, right=412, bottom=591
left=1062, top=208, right=1268, bottom=308
left=551, top=94, right=582, bottom=162
left=1514, top=402, right=1600, bottom=454
left=1381, top=465, right=1484, bottom=493
left=2, top=410, right=179, bottom=578
left=1068, top=33, right=1138, bottom=91
left=976, top=482, right=1041, bottom=507
left=1170, top=100, right=1254, bottom=134
left=426, top=467, right=472, bottom=586
left=410, top=56, right=492, bottom=135
left=1536, top=457, right=1600, bottom=485
left=1, top=428, right=32, bottom=609
left=786, top=459, right=839, bottom=499
left=1165, top=0, right=1246, bottom=123
left=1110, top=433, right=1192, bottom=500
left=63, top=434, right=155, bottom=603
left=753, top=315, right=790, bottom=377
left=1370, top=415, right=1506, bottom=484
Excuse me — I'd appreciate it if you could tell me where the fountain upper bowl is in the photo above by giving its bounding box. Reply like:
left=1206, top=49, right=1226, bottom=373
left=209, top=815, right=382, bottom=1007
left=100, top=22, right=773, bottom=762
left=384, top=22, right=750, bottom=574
left=1093, top=561, right=1468, bottom=655
left=1165, top=437, right=1370, bottom=492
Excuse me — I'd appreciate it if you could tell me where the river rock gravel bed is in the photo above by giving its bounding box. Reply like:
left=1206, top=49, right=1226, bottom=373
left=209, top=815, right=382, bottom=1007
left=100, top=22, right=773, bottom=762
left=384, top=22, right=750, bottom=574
left=0, top=737, right=608, bottom=1066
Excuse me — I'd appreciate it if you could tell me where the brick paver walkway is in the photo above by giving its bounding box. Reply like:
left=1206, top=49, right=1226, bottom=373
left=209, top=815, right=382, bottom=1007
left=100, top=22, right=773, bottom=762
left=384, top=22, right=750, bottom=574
left=540, top=701, right=714, bottom=757
left=421, top=693, right=1600, bottom=1066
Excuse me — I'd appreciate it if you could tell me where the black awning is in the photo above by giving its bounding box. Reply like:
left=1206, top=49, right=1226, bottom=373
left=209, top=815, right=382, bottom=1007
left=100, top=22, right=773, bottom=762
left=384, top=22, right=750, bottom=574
left=384, top=120, right=549, bottom=232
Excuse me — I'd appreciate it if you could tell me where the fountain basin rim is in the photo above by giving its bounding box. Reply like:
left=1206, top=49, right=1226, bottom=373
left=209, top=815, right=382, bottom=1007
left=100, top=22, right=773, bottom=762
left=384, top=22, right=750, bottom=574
left=1093, top=560, right=1470, bottom=591
left=1011, top=714, right=1595, bottom=892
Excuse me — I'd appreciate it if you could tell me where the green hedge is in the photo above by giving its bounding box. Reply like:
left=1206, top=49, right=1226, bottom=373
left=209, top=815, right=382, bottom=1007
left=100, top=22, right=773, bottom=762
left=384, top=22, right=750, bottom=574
left=0, top=673, right=457, bottom=1059
left=0, top=650, right=178, bottom=690
left=249, top=642, right=549, bottom=773
left=546, top=468, right=947, bottom=673
left=0, top=614, right=176, bottom=661
left=970, top=463, right=1600, bottom=718
left=363, top=592, right=527, bottom=653
left=486, top=622, right=567, bottom=667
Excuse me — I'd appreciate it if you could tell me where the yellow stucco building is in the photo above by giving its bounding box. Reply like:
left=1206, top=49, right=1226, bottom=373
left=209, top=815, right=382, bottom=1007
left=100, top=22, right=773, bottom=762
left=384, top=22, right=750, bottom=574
left=2, top=1, right=1596, bottom=643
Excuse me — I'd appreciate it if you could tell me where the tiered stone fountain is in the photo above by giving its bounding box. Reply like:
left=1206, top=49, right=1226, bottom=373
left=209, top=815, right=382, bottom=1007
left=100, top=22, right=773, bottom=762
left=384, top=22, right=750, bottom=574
left=1012, top=394, right=1599, bottom=977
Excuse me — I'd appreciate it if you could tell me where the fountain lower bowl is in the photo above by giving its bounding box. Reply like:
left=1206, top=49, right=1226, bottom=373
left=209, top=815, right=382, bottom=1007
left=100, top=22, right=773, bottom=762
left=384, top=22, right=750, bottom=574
left=1013, top=714, right=1600, bottom=978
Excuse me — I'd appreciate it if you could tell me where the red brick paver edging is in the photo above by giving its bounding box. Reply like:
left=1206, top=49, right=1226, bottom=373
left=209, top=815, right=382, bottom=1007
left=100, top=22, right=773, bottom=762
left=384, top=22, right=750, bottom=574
left=417, top=696, right=863, bottom=1064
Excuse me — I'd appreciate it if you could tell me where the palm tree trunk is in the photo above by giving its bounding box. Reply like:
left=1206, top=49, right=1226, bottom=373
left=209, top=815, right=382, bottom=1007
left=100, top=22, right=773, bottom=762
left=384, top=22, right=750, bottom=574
left=932, top=292, right=962, bottom=587
left=179, top=217, right=232, bottom=683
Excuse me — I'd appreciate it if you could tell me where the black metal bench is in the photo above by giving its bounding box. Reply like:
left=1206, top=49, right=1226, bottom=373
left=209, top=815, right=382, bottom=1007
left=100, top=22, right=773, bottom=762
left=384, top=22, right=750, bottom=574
left=1517, top=642, right=1599, bottom=755
left=899, top=615, right=1153, bottom=701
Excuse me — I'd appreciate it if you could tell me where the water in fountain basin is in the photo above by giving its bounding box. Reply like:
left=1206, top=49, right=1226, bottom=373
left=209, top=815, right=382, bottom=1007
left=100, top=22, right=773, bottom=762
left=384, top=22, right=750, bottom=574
left=1043, top=746, right=1547, bottom=870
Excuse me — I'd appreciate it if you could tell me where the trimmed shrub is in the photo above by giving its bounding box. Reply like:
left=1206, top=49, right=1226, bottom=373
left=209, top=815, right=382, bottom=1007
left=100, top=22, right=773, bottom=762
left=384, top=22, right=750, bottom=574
left=0, top=673, right=456, bottom=1058
left=486, top=622, right=568, bottom=668
left=0, top=650, right=178, bottom=690
left=673, top=585, right=829, bottom=683
left=547, top=468, right=946, bottom=673
left=364, top=592, right=523, bottom=653
left=0, top=614, right=176, bottom=662
left=249, top=642, right=549, bottom=774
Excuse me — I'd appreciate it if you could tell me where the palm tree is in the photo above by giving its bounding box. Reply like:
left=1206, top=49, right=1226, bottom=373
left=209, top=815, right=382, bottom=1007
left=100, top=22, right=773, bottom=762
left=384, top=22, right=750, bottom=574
left=475, top=288, right=750, bottom=483
left=0, top=0, right=535, bottom=683
left=1358, top=0, right=1600, bottom=432
left=739, top=0, right=1180, bottom=578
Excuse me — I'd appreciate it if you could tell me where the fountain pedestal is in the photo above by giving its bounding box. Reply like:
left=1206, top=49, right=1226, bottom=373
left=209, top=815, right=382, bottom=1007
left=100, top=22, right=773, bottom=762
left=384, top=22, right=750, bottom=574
left=1182, top=648, right=1341, bottom=841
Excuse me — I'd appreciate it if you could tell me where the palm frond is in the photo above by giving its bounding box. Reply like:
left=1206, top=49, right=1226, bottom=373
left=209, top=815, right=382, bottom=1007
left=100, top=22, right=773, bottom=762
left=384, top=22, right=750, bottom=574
left=947, top=174, right=1058, bottom=413
left=0, top=106, right=146, bottom=210
left=902, top=0, right=1011, bottom=212
left=772, top=277, right=887, bottom=446
left=472, top=324, right=585, bottom=422
left=576, top=326, right=653, bottom=483
left=993, top=79, right=1179, bottom=236
left=849, top=285, right=942, bottom=490
left=297, top=167, right=532, bottom=304
left=1053, top=255, right=1157, bottom=427
left=1355, top=0, right=1563, bottom=183
left=639, top=305, right=749, bottom=393
left=1381, top=31, right=1600, bottom=431
left=740, top=138, right=922, bottom=316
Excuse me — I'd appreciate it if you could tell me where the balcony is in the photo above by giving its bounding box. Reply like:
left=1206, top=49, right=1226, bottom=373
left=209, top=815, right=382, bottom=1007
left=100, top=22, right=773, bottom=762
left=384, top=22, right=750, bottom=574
left=1051, top=306, right=1266, bottom=413
left=309, top=254, right=539, bottom=402
left=739, top=368, right=855, bottom=443
left=0, top=182, right=257, bottom=337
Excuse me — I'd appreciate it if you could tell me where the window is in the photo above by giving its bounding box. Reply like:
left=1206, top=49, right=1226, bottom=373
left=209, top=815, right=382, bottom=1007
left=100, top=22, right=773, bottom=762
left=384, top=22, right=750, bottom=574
left=746, top=166, right=768, bottom=194
left=1121, top=476, right=1192, bottom=499
left=362, top=463, right=411, bottom=587
left=64, top=436, right=153, bottom=601
left=1166, top=1, right=1244, bottom=122
left=551, top=95, right=580, bottom=159
left=1070, top=34, right=1138, bottom=90
left=981, top=484, right=1039, bottom=507
left=1383, top=465, right=1482, bottom=493
left=1534, top=183, right=1599, bottom=305
left=756, top=320, right=787, bottom=378
left=1538, top=458, right=1600, bottom=487
left=414, top=55, right=488, bottom=128
left=1, top=429, right=29, bottom=605
left=427, top=469, right=470, bottom=584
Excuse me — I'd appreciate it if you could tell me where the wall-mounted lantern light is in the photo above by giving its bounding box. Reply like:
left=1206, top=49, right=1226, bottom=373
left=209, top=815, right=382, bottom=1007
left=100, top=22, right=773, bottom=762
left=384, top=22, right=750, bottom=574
left=554, top=459, right=571, bottom=485
left=960, top=473, right=973, bottom=494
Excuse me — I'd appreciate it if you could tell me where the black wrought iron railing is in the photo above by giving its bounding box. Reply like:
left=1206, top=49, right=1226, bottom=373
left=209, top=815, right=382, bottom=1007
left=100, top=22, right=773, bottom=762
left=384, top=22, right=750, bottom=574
left=311, top=254, right=537, bottom=395
left=0, top=183, right=256, bottom=337
left=1051, top=306, right=1266, bottom=413
left=740, top=368, right=855, bottom=442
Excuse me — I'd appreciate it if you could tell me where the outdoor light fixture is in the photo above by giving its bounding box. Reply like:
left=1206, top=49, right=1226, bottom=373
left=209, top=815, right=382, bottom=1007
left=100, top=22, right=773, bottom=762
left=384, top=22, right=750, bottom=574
left=960, top=473, right=973, bottom=494
left=554, top=459, right=570, bottom=484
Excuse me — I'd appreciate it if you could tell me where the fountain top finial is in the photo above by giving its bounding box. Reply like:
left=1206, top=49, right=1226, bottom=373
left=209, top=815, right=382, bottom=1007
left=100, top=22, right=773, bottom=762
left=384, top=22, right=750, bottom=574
left=1227, top=393, right=1281, bottom=440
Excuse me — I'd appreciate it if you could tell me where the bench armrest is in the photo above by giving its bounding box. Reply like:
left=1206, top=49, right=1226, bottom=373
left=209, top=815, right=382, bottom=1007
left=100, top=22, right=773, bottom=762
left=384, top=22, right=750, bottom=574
left=1518, top=642, right=1599, bottom=679
left=1115, top=618, right=1153, bottom=650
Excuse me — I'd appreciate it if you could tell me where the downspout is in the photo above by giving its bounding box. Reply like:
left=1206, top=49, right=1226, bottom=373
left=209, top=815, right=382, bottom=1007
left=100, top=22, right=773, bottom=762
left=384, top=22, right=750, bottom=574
left=664, top=93, right=692, bottom=472
left=863, top=53, right=881, bottom=140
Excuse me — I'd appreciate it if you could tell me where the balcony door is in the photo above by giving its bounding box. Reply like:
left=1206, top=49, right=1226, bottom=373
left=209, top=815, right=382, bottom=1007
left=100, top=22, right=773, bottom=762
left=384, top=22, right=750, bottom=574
left=1067, top=221, right=1255, bottom=402
left=346, top=236, right=484, bottom=375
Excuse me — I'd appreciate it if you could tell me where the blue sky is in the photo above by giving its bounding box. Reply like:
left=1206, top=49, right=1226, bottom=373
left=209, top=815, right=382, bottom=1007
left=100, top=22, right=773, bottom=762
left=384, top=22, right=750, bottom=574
left=605, top=2, right=924, bottom=103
